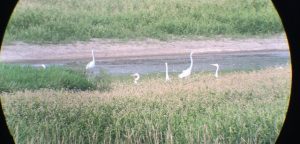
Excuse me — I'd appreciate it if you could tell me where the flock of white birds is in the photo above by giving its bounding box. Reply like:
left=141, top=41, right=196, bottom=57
left=34, top=49, right=289, bottom=85
left=38, top=49, right=219, bottom=84
left=85, top=50, right=220, bottom=84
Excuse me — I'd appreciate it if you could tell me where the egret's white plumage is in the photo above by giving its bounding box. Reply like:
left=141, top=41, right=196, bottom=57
left=276, top=66, right=283, bottom=69
left=86, top=50, right=95, bottom=70
left=165, top=62, right=170, bottom=81
left=40, top=64, right=46, bottom=69
left=178, top=51, right=194, bottom=78
left=210, top=63, right=219, bottom=78
left=131, top=73, right=140, bottom=84
left=35, top=64, right=46, bottom=69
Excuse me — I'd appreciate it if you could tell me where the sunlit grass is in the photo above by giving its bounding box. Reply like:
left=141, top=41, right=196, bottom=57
left=4, top=0, right=283, bottom=43
left=1, top=66, right=291, bottom=143
left=0, top=64, right=111, bottom=92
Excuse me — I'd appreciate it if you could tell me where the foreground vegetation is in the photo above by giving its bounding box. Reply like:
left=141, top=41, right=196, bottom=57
left=1, top=66, right=291, bottom=143
left=0, top=64, right=111, bottom=92
left=4, top=0, right=283, bottom=43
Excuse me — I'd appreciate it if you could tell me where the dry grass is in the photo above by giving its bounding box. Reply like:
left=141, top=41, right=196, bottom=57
left=1, top=66, right=291, bottom=143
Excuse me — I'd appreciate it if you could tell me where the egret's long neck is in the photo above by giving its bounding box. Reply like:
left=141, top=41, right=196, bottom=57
left=166, top=63, right=170, bottom=80
left=165, top=63, right=168, bottom=74
left=92, top=50, right=95, bottom=61
left=215, top=66, right=219, bottom=77
left=189, top=53, right=193, bottom=69
left=135, top=75, right=140, bottom=81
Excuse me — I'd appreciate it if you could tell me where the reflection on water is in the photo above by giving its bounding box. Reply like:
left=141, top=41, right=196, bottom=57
left=15, top=50, right=290, bottom=75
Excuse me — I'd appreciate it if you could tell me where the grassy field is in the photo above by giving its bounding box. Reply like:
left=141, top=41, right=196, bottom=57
left=0, top=64, right=111, bottom=92
left=1, top=66, right=291, bottom=143
left=4, top=0, right=283, bottom=43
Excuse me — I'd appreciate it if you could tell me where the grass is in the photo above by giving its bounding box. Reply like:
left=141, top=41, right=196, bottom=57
left=0, top=66, right=291, bottom=143
left=0, top=64, right=111, bottom=92
left=4, top=0, right=283, bottom=43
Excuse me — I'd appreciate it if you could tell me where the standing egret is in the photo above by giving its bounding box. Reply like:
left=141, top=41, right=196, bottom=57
left=276, top=66, right=283, bottom=69
left=165, top=62, right=170, bottom=81
left=210, top=64, right=219, bottom=78
left=131, top=73, right=140, bottom=84
left=178, top=51, right=194, bottom=79
left=41, top=64, right=46, bottom=69
left=86, top=50, right=95, bottom=70
left=34, top=64, right=46, bottom=69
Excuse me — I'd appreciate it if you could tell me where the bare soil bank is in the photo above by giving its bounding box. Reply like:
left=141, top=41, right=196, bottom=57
left=0, top=34, right=289, bottom=62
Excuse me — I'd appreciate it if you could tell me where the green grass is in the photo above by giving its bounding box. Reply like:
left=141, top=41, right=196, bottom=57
left=1, top=67, right=291, bottom=143
left=0, top=64, right=111, bottom=92
left=4, top=0, right=283, bottom=43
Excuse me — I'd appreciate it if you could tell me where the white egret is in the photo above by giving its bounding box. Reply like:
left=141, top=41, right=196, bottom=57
left=165, top=62, right=170, bottom=81
left=210, top=64, right=219, bottom=78
left=86, top=50, right=95, bottom=70
left=276, top=66, right=283, bottom=69
left=131, top=73, right=140, bottom=84
left=178, top=51, right=194, bottom=79
left=39, top=64, right=46, bottom=69
left=35, top=64, right=46, bottom=69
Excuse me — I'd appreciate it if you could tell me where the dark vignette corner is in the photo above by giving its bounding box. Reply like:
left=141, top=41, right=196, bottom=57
left=0, top=0, right=18, bottom=143
left=271, top=0, right=300, bottom=143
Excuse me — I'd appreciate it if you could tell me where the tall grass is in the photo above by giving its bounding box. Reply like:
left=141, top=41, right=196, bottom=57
left=0, top=64, right=111, bottom=92
left=4, top=0, right=283, bottom=43
left=1, top=66, right=291, bottom=143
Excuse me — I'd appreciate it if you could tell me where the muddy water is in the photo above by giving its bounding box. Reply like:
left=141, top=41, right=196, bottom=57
left=8, top=50, right=290, bottom=76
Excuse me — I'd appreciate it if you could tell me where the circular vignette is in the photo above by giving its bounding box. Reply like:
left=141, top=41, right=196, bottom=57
left=0, top=0, right=299, bottom=143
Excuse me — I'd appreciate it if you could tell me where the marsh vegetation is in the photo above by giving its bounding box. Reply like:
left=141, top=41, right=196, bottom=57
left=1, top=66, right=291, bottom=143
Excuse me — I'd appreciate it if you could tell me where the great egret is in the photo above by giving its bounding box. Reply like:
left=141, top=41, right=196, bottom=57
left=178, top=51, right=194, bottom=78
left=41, top=64, right=46, bottom=69
left=131, top=73, right=140, bottom=84
left=210, top=64, right=219, bottom=78
left=165, top=62, right=170, bottom=81
left=276, top=66, right=283, bottom=69
left=35, top=64, right=46, bottom=69
left=86, top=50, right=95, bottom=70
left=37, top=64, right=46, bottom=69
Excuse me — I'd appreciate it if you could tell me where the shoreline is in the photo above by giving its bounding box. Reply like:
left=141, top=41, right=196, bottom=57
left=2, top=49, right=289, bottom=64
left=1, top=35, right=289, bottom=63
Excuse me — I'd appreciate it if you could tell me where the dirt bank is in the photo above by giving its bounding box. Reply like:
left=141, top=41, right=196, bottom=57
left=0, top=34, right=289, bottom=63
